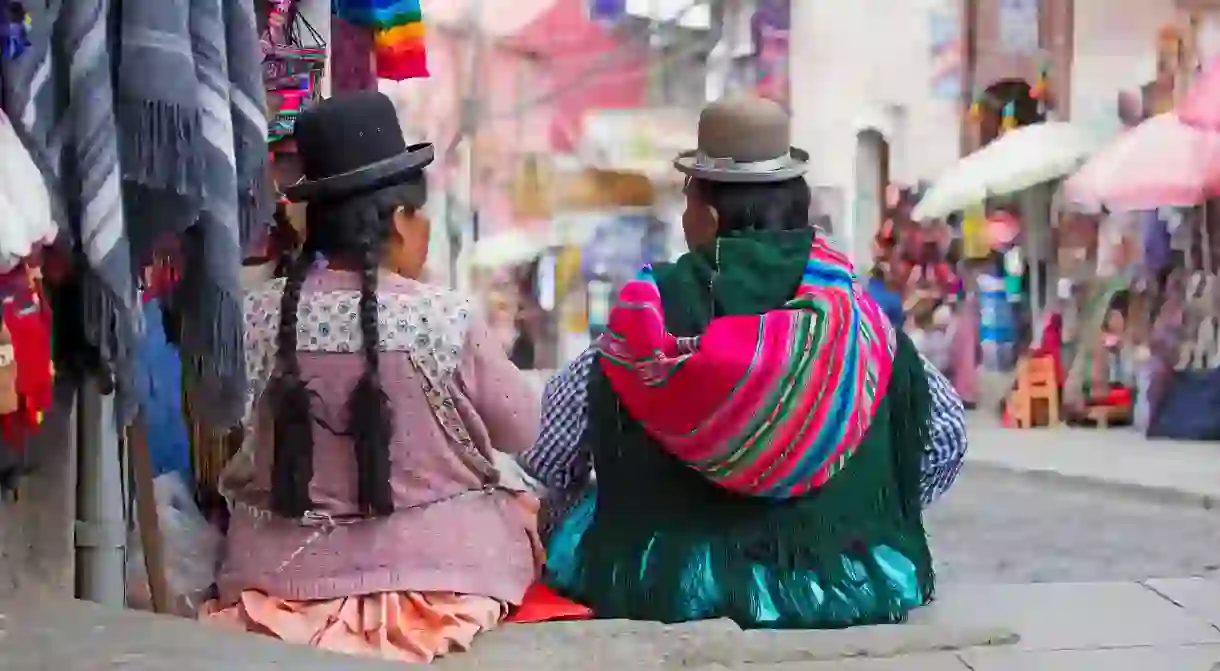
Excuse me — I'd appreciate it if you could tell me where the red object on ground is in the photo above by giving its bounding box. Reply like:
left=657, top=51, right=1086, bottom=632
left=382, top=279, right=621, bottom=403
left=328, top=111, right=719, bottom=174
left=505, top=582, right=594, bottom=624
left=1090, top=385, right=1133, bottom=408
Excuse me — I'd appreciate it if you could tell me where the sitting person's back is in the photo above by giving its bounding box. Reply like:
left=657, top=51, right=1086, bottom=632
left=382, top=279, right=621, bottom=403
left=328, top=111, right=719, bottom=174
left=521, top=97, right=966, bottom=629
left=207, top=92, right=541, bottom=662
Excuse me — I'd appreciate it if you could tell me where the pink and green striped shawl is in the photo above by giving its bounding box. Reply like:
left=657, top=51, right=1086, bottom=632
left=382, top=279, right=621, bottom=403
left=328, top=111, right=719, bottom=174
left=598, top=237, right=895, bottom=498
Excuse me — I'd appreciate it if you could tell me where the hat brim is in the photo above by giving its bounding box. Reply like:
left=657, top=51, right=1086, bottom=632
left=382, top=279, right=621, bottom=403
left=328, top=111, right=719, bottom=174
left=673, top=147, right=810, bottom=183
left=285, top=143, right=435, bottom=202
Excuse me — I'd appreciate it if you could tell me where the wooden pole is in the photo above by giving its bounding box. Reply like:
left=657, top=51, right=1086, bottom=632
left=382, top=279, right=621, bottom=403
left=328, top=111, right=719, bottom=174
left=129, top=419, right=172, bottom=615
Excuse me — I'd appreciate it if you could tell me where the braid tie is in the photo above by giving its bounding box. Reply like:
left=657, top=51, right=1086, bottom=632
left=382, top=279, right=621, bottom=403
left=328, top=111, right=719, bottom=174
left=269, top=248, right=318, bottom=517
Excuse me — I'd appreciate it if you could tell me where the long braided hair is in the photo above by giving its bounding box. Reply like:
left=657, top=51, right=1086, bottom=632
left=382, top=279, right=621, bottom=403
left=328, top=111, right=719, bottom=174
left=268, top=176, right=428, bottom=518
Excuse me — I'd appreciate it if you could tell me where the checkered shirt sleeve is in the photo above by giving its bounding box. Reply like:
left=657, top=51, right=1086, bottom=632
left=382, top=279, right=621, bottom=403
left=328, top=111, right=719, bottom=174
left=516, top=347, right=968, bottom=508
left=517, top=347, right=597, bottom=490
left=919, top=352, right=968, bottom=507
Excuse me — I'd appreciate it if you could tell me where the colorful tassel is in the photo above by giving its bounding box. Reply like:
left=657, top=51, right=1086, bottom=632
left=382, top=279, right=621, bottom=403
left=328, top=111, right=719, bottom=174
left=335, top=0, right=429, bottom=81
left=1031, top=65, right=1050, bottom=114
left=966, top=87, right=983, bottom=125
left=1001, top=101, right=1017, bottom=133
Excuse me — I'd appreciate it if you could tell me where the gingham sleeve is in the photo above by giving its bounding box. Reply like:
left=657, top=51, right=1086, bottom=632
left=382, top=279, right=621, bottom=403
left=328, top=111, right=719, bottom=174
left=517, top=347, right=597, bottom=490
left=919, top=353, right=968, bottom=507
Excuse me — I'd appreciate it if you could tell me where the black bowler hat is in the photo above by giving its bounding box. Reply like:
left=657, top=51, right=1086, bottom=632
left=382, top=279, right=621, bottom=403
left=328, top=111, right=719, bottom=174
left=284, top=91, right=434, bottom=203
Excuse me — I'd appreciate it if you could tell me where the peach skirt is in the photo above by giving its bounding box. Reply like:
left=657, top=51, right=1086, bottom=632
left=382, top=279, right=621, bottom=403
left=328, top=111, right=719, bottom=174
left=202, top=493, right=544, bottom=663
left=202, top=590, right=507, bottom=663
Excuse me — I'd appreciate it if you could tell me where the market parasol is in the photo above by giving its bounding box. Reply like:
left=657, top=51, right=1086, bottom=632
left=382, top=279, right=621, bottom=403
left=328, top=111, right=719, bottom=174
left=1062, top=113, right=1220, bottom=212
left=1176, top=56, right=1220, bottom=131
left=912, top=122, right=1097, bottom=222
left=469, top=228, right=548, bottom=269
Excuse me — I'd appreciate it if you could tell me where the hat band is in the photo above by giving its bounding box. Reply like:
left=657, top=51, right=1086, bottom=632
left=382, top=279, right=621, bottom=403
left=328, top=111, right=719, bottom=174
left=285, top=143, right=435, bottom=202
left=694, top=151, right=792, bottom=173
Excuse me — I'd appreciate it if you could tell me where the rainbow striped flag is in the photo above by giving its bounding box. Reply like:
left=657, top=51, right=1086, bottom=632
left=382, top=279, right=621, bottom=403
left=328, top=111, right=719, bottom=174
left=334, top=0, right=429, bottom=80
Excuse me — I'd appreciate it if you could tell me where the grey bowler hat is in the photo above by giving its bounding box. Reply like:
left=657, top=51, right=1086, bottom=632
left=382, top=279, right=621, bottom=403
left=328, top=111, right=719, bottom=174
left=674, top=96, right=809, bottom=183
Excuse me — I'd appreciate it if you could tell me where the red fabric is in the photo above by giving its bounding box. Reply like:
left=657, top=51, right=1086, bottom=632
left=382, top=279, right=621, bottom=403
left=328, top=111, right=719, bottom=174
left=1031, top=313, right=1065, bottom=384
left=1090, top=386, right=1133, bottom=408
left=505, top=582, right=593, bottom=624
left=2, top=293, right=53, bottom=441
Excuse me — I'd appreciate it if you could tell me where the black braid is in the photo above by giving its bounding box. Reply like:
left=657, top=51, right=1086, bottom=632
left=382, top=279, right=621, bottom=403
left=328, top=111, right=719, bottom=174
left=267, top=178, right=426, bottom=519
left=268, top=245, right=318, bottom=517
left=347, top=233, right=394, bottom=516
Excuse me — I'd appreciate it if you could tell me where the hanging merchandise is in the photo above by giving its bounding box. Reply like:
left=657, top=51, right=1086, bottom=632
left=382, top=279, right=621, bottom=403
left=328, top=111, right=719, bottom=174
left=967, top=87, right=982, bottom=122
left=0, top=110, right=57, bottom=271
left=263, top=0, right=327, bottom=144
left=334, top=0, right=429, bottom=81
left=2, top=1, right=30, bottom=59
left=0, top=265, right=54, bottom=443
left=1001, top=100, right=1018, bottom=133
left=961, top=204, right=990, bottom=259
left=979, top=271, right=1016, bottom=370
left=0, top=323, right=17, bottom=415
left=1003, top=246, right=1024, bottom=302
left=1030, top=63, right=1050, bottom=115
left=331, top=15, right=377, bottom=92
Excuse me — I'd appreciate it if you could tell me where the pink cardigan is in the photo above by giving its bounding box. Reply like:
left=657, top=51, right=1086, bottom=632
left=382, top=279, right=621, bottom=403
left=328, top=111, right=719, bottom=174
left=216, top=270, right=541, bottom=605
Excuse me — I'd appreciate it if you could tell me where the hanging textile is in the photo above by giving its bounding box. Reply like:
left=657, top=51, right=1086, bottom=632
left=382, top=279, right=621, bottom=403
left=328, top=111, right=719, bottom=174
left=3, top=0, right=268, bottom=427
left=263, top=1, right=327, bottom=144
left=0, top=265, right=55, bottom=443
left=0, top=110, right=56, bottom=271
left=331, top=16, right=377, bottom=92
left=334, top=0, right=429, bottom=81
left=961, top=204, right=990, bottom=259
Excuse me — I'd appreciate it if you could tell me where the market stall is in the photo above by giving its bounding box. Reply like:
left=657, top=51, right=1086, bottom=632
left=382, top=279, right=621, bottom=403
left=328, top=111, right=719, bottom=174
left=0, top=0, right=430, bottom=613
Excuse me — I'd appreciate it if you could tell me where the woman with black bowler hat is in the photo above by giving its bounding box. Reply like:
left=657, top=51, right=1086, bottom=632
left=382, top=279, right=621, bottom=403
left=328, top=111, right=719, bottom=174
left=204, top=92, right=544, bottom=662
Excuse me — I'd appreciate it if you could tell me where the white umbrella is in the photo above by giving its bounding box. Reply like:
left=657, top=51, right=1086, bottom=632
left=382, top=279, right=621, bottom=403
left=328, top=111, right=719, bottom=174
left=469, top=229, right=547, bottom=269
left=912, top=122, right=1098, bottom=221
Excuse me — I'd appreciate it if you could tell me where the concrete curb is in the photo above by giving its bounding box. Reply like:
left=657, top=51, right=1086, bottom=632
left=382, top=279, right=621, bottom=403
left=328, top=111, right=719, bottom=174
left=960, top=461, right=1220, bottom=512
left=437, top=618, right=1020, bottom=670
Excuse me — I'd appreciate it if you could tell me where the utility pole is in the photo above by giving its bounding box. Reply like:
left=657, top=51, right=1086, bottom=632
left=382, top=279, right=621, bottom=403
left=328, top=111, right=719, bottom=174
left=445, top=0, right=485, bottom=290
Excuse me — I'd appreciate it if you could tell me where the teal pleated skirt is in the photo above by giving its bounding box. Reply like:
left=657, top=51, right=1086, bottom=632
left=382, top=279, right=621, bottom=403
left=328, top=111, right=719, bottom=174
left=544, top=491, right=925, bottom=628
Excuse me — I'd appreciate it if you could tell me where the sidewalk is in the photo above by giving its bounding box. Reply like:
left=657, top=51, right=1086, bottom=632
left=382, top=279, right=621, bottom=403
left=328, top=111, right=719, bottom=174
left=964, top=414, right=1220, bottom=509
left=5, top=577, right=1220, bottom=669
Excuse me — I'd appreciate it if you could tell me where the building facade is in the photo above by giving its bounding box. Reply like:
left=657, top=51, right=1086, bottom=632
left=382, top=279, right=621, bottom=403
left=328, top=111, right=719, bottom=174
left=791, top=0, right=1193, bottom=268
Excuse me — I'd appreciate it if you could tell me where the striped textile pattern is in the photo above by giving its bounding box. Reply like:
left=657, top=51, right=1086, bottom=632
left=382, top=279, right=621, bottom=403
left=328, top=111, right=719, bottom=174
left=334, top=0, right=428, bottom=81
left=598, top=238, right=894, bottom=498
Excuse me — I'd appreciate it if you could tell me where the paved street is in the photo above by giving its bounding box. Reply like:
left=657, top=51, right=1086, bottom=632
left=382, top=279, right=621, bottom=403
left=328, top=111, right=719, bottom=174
left=926, top=466, right=1220, bottom=584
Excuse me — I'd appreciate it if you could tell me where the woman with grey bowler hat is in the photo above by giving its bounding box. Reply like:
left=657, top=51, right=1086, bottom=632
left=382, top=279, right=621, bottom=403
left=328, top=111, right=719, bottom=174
left=204, top=91, right=545, bottom=662
left=519, top=96, right=969, bottom=628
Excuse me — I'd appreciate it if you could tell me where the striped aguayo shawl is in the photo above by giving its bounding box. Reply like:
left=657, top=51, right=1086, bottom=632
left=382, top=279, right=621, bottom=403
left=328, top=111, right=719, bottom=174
left=599, top=236, right=895, bottom=498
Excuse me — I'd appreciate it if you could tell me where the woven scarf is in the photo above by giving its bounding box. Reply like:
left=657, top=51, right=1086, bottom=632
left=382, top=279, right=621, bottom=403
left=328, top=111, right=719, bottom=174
left=174, top=0, right=249, bottom=426
left=224, top=0, right=271, bottom=247
left=59, top=0, right=145, bottom=421
left=599, top=230, right=894, bottom=498
left=117, top=0, right=202, bottom=199
left=2, top=0, right=261, bottom=425
left=334, top=0, right=429, bottom=81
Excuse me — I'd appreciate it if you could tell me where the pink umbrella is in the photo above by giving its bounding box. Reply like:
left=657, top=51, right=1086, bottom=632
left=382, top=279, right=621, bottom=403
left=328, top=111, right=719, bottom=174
left=1177, top=56, right=1220, bottom=131
left=1063, top=113, right=1220, bottom=212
